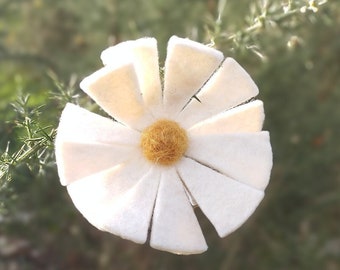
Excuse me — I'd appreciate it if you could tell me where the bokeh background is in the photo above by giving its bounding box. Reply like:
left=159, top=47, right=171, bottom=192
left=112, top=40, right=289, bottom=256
left=0, top=0, right=339, bottom=269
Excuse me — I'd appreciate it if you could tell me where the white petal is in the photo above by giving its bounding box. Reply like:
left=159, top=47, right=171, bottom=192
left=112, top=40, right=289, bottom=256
left=163, top=36, right=224, bottom=116
left=56, top=141, right=138, bottom=186
left=80, top=64, right=154, bottom=130
left=177, top=158, right=264, bottom=237
left=188, top=100, right=264, bottom=136
left=186, top=132, right=272, bottom=190
left=67, top=159, right=151, bottom=236
left=178, top=58, right=259, bottom=127
left=96, top=166, right=161, bottom=244
left=150, top=168, right=207, bottom=255
left=101, top=38, right=163, bottom=115
left=56, top=103, right=140, bottom=145
left=101, top=40, right=135, bottom=66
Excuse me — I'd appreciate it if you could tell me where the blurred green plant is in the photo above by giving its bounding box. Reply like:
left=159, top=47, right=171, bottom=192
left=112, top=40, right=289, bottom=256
left=0, top=95, right=55, bottom=184
left=206, top=0, right=328, bottom=58
left=0, top=72, right=81, bottom=191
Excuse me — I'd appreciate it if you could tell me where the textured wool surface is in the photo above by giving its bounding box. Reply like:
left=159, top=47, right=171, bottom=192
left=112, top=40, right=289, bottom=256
left=140, top=119, right=188, bottom=166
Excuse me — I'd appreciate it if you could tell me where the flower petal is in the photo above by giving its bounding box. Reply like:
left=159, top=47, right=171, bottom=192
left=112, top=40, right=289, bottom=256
left=186, top=132, right=272, bottom=190
left=56, top=103, right=140, bottom=145
left=150, top=168, right=207, bottom=255
left=188, top=100, right=264, bottom=136
left=56, top=141, right=138, bottom=186
left=80, top=63, right=154, bottom=130
left=163, top=36, right=224, bottom=116
left=67, top=158, right=152, bottom=239
left=177, top=158, right=264, bottom=237
left=95, top=166, right=161, bottom=244
left=178, top=58, right=259, bottom=127
left=101, top=38, right=162, bottom=115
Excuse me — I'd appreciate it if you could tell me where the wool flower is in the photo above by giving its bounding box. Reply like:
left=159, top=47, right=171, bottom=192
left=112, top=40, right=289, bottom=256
left=55, top=36, right=273, bottom=255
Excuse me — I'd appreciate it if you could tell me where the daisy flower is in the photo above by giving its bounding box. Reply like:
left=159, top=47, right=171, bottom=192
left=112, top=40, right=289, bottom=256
left=55, top=36, right=273, bottom=255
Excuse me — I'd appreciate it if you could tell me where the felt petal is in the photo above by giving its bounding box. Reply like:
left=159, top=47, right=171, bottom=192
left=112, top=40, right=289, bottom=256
left=95, top=166, right=160, bottom=244
left=150, top=168, right=207, bottom=255
left=188, top=100, right=264, bottom=136
left=177, top=158, right=264, bottom=237
left=56, top=141, right=138, bottom=186
left=186, top=132, right=272, bottom=190
left=67, top=158, right=151, bottom=237
left=101, top=38, right=163, bottom=115
left=163, top=36, right=224, bottom=116
left=179, top=58, right=259, bottom=127
left=80, top=63, right=154, bottom=130
left=56, top=103, right=140, bottom=145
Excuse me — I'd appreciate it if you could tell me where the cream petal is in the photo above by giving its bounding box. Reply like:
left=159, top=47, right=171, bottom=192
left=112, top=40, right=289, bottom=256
left=177, top=158, right=264, bottom=237
left=178, top=58, right=259, bottom=128
left=188, top=100, right=264, bottom=136
left=67, top=159, right=151, bottom=234
left=96, top=166, right=161, bottom=244
left=56, top=141, right=138, bottom=186
left=101, top=38, right=163, bottom=115
left=186, top=132, right=272, bottom=190
left=80, top=64, right=154, bottom=130
left=150, top=168, right=207, bottom=255
left=101, top=40, right=135, bottom=66
left=56, top=103, right=140, bottom=145
left=163, top=36, right=224, bottom=117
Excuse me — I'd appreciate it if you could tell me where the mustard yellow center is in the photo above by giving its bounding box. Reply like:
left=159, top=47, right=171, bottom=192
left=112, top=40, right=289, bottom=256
left=140, top=119, right=188, bottom=166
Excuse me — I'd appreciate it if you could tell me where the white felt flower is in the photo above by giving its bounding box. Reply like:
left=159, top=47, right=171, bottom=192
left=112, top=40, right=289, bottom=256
left=55, top=36, right=273, bottom=255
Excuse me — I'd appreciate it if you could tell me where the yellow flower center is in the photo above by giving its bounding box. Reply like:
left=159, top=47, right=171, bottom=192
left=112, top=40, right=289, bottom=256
left=140, top=119, right=188, bottom=166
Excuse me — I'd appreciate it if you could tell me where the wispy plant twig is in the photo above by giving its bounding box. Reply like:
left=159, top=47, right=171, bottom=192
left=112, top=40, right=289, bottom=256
left=207, top=0, right=328, bottom=59
left=0, top=95, right=56, bottom=189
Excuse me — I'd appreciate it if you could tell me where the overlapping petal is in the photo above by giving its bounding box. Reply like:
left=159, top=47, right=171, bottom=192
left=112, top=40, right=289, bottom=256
left=186, top=132, right=272, bottom=190
left=101, top=38, right=163, bottom=116
left=178, top=58, right=259, bottom=128
left=163, top=36, right=224, bottom=117
left=57, top=141, right=137, bottom=186
left=80, top=62, right=154, bottom=130
left=150, top=168, right=207, bottom=254
left=177, top=158, right=264, bottom=237
left=67, top=157, right=153, bottom=243
left=188, top=100, right=265, bottom=135
left=55, top=104, right=141, bottom=186
left=56, top=103, right=140, bottom=145
left=98, top=166, right=161, bottom=244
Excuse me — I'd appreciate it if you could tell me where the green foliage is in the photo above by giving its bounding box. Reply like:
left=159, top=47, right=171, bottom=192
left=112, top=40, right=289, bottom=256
left=0, top=95, right=55, bottom=183
left=0, top=0, right=339, bottom=269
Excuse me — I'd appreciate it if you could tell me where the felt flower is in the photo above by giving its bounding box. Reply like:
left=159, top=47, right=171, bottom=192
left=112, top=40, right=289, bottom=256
left=55, top=36, right=273, bottom=255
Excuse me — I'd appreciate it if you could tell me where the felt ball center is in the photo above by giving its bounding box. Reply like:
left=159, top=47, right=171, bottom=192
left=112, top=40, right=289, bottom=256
left=140, top=119, right=188, bottom=166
